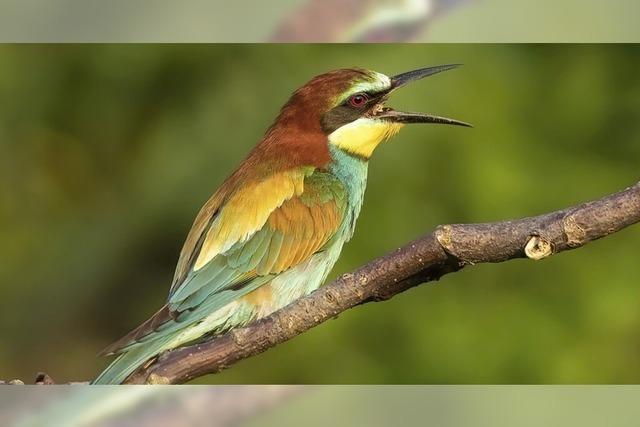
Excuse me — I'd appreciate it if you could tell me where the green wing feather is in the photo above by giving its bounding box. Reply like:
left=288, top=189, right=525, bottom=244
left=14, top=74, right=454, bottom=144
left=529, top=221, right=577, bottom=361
left=93, top=169, right=347, bottom=384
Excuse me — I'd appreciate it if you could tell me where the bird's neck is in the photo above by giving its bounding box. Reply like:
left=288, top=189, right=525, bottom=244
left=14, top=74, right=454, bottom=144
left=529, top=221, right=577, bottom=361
left=328, top=144, right=369, bottom=239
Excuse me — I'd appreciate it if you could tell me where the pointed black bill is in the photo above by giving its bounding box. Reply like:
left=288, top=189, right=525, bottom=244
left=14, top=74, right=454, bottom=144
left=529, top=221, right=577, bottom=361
left=390, top=64, right=461, bottom=90
left=376, top=64, right=471, bottom=127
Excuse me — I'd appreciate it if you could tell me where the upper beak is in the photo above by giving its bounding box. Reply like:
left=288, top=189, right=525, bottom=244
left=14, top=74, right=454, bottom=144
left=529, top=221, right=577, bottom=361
left=390, top=64, right=461, bottom=90
left=377, top=64, right=472, bottom=127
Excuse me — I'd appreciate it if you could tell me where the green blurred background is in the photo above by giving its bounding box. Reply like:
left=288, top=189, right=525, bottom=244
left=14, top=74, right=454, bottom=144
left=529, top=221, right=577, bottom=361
left=1, top=44, right=639, bottom=384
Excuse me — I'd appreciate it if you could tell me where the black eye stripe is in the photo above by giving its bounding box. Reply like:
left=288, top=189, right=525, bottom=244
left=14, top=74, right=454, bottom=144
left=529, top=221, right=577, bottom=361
left=322, top=91, right=384, bottom=134
left=321, top=105, right=362, bottom=133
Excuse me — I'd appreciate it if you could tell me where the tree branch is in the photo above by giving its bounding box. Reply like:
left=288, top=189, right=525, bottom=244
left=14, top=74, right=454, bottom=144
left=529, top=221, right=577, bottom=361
left=3, top=181, right=638, bottom=385
left=122, top=181, right=640, bottom=384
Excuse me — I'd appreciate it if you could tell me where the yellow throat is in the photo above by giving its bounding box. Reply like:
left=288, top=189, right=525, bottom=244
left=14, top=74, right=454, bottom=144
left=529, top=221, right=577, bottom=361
left=328, top=118, right=404, bottom=159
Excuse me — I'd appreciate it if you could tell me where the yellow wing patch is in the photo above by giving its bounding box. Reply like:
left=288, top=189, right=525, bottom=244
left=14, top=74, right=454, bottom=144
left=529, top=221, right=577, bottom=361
left=193, top=168, right=311, bottom=270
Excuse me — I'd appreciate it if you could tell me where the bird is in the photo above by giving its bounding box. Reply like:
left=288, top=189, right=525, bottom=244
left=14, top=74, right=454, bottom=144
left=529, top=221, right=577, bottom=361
left=93, top=64, right=470, bottom=384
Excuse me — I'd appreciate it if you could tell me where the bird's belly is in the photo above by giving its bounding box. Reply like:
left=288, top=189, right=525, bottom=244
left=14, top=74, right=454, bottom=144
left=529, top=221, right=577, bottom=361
left=171, top=241, right=344, bottom=346
left=249, top=240, right=344, bottom=317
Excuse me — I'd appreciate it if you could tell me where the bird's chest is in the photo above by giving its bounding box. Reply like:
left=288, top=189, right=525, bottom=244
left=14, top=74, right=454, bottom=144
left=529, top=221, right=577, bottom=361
left=328, top=145, right=369, bottom=240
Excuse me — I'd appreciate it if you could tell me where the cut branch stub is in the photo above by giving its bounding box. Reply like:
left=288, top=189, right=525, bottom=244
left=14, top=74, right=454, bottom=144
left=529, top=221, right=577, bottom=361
left=524, top=235, right=553, bottom=260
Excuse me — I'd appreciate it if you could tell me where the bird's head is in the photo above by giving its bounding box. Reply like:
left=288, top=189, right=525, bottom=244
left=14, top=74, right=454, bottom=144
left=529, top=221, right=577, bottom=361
left=270, top=65, right=470, bottom=161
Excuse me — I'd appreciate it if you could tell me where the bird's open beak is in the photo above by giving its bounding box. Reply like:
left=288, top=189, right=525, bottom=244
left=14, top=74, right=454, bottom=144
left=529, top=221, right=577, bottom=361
left=375, top=64, right=472, bottom=127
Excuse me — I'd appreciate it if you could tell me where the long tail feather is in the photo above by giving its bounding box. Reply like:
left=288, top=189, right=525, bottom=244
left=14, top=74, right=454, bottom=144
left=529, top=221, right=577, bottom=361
left=92, top=336, right=174, bottom=385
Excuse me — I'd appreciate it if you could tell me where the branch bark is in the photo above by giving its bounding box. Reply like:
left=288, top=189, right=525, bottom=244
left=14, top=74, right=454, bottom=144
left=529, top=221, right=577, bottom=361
left=121, top=181, right=640, bottom=384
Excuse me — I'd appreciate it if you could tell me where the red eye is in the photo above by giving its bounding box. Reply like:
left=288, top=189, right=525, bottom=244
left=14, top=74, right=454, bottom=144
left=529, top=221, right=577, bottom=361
left=348, top=93, right=368, bottom=108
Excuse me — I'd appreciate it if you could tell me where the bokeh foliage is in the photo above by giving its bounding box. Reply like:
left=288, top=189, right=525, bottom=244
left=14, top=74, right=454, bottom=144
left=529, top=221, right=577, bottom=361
left=0, top=44, right=639, bottom=383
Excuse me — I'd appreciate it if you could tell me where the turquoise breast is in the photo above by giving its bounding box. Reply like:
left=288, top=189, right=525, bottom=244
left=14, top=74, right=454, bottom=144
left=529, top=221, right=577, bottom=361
left=328, top=144, right=369, bottom=240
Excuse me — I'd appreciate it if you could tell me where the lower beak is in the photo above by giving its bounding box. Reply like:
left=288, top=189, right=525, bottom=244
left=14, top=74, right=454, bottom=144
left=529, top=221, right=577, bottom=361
left=378, top=64, right=472, bottom=128
left=377, top=108, right=472, bottom=127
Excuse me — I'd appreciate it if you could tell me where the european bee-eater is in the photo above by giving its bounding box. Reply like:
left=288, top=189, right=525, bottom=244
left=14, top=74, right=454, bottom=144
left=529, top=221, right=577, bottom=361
left=94, top=65, right=469, bottom=384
